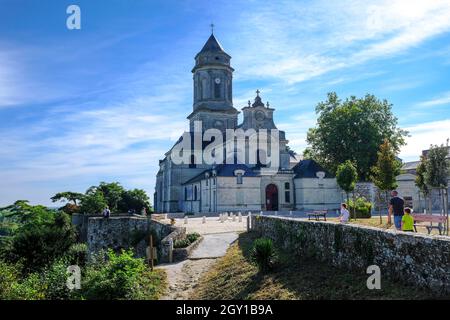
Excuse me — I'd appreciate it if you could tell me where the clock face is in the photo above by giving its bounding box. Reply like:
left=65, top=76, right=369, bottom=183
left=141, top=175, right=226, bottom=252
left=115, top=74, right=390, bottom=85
left=255, top=110, right=266, bottom=121
left=215, top=78, right=221, bottom=84
left=214, top=120, right=223, bottom=128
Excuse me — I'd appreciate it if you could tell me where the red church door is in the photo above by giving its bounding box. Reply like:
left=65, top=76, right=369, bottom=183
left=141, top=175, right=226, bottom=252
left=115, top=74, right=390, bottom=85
left=265, top=184, right=279, bottom=211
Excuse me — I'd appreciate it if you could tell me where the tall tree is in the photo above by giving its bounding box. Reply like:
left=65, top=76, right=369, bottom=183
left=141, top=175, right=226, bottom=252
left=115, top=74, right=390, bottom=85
left=306, top=92, right=408, bottom=180
left=415, top=155, right=429, bottom=212
left=118, top=189, right=151, bottom=214
left=87, top=182, right=125, bottom=213
left=79, top=190, right=107, bottom=215
left=51, top=192, right=84, bottom=205
left=370, top=139, right=402, bottom=224
left=424, top=140, right=450, bottom=222
left=336, top=161, right=358, bottom=219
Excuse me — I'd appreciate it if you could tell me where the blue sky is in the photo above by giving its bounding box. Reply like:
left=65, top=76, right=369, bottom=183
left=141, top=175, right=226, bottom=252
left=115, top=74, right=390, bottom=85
left=1, top=0, right=450, bottom=206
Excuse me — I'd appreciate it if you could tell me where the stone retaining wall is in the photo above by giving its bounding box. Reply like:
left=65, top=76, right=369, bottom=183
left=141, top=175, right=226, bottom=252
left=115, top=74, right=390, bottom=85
left=251, top=215, right=450, bottom=294
left=86, top=216, right=185, bottom=263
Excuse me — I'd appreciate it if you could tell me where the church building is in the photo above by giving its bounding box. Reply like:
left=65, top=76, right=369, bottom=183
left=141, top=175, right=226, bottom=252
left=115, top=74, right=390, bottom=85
left=154, top=33, right=343, bottom=213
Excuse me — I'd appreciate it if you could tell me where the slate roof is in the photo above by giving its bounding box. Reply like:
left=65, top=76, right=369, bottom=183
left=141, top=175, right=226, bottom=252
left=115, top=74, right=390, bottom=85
left=292, top=159, right=334, bottom=179
left=402, top=161, right=420, bottom=172
left=198, top=34, right=226, bottom=55
left=182, top=164, right=257, bottom=185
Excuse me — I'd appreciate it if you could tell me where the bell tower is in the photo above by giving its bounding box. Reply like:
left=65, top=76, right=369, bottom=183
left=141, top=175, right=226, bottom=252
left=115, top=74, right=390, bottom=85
left=188, top=30, right=239, bottom=132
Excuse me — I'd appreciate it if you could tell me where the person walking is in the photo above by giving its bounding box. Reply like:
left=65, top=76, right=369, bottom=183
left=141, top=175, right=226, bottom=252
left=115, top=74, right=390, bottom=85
left=388, top=190, right=404, bottom=230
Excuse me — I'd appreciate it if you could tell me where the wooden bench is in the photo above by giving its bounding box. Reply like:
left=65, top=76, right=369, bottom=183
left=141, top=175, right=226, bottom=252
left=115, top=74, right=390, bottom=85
left=412, top=214, right=448, bottom=235
left=306, top=210, right=327, bottom=221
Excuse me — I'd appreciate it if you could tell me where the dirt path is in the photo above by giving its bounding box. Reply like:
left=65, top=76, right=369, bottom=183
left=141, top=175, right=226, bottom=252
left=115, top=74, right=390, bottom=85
left=159, top=259, right=217, bottom=300
left=158, top=232, right=238, bottom=300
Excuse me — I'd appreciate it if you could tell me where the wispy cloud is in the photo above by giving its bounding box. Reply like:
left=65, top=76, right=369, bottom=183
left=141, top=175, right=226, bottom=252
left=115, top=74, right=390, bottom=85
left=230, top=0, right=450, bottom=84
left=416, top=91, right=450, bottom=107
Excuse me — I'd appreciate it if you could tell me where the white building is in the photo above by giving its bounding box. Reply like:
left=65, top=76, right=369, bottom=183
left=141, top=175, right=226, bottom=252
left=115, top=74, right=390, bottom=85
left=154, top=33, right=343, bottom=213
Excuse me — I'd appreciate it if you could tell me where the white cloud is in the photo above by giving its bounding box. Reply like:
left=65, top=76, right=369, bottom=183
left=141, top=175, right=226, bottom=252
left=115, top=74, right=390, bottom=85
left=231, top=0, right=450, bottom=84
left=416, top=91, right=450, bottom=107
left=400, top=119, right=450, bottom=161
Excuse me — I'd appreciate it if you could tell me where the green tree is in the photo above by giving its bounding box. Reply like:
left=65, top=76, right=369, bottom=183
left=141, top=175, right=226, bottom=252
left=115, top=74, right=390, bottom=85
left=336, top=160, right=358, bottom=219
left=87, top=182, right=125, bottom=213
left=415, top=155, right=429, bottom=212
left=370, top=139, right=402, bottom=224
left=79, top=190, right=107, bottom=214
left=0, top=200, right=54, bottom=225
left=306, top=92, right=408, bottom=180
left=424, top=140, right=450, bottom=224
left=424, top=141, right=449, bottom=189
left=50, top=192, right=84, bottom=205
left=118, top=189, right=151, bottom=214
left=7, top=211, right=76, bottom=273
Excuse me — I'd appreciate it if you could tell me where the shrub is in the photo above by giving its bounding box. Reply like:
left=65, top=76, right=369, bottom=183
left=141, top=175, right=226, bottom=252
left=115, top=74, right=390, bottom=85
left=173, top=239, right=191, bottom=249
left=251, top=238, right=277, bottom=273
left=0, top=260, right=46, bottom=300
left=41, top=258, right=73, bottom=300
left=9, top=273, right=46, bottom=300
left=186, top=232, right=201, bottom=244
left=0, top=260, right=19, bottom=299
left=65, top=243, right=88, bottom=267
left=347, top=198, right=372, bottom=218
left=80, top=249, right=147, bottom=300
left=8, top=212, right=76, bottom=272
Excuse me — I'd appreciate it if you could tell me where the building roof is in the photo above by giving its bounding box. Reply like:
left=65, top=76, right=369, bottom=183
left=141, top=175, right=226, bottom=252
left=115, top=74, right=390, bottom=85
left=182, top=164, right=257, bottom=185
left=197, top=34, right=226, bottom=56
left=292, top=159, right=334, bottom=179
left=402, top=161, right=420, bottom=172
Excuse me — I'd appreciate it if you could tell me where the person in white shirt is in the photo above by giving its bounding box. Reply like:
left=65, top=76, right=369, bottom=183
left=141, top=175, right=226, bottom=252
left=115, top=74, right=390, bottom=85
left=339, top=203, right=350, bottom=223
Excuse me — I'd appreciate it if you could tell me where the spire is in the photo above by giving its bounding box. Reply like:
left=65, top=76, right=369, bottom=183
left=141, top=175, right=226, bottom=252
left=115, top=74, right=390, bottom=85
left=252, top=89, right=265, bottom=107
left=198, top=33, right=226, bottom=55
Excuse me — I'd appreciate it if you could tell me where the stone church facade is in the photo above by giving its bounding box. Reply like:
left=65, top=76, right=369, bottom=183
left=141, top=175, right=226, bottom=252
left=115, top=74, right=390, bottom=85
left=154, top=33, right=343, bottom=213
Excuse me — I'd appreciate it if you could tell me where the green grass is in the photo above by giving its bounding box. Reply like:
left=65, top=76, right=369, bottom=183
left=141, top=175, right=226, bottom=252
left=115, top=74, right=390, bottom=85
left=192, top=232, right=446, bottom=300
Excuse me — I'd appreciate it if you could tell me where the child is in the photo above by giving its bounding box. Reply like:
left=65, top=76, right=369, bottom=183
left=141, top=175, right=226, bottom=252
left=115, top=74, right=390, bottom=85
left=401, top=207, right=415, bottom=232
left=339, top=203, right=350, bottom=223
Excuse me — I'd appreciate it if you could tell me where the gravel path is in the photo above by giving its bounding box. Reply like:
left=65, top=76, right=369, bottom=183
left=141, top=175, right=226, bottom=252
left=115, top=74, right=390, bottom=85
left=158, top=232, right=238, bottom=300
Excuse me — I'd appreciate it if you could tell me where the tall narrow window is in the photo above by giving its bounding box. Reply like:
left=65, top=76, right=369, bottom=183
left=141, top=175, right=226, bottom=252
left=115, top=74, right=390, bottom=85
left=285, top=182, right=290, bottom=203
left=237, top=173, right=243, bottom=184
left=214, top=82, right=221, bottom=98
left=194, top=185, right=198, bottom=201
left=184, top=187, right=188, bottom=201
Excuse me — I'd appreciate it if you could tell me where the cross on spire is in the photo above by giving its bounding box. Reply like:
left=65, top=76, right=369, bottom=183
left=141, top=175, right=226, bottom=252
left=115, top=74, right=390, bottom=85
left=256, top=89, right=260, bottom=96
left=210, top=23, right=215, bottom=34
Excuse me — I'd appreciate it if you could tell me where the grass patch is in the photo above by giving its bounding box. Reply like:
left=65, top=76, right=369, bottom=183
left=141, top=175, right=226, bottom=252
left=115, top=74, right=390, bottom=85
left=192, top=232, right=445, bottom=300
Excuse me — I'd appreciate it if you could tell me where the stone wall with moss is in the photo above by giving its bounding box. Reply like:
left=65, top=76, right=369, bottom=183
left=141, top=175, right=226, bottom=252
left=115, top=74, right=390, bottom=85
left=251, top=215, right=450, bottom=294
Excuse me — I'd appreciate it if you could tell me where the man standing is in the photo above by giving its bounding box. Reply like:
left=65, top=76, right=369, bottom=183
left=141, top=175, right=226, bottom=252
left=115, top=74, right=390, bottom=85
left=388, top=190, right=404, bottom=230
